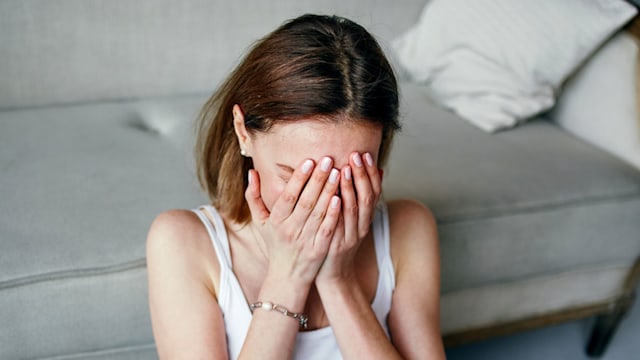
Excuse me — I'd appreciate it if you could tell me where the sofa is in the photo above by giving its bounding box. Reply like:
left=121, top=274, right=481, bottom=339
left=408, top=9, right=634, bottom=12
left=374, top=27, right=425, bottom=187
left=1, top=1, right=639, bottom=359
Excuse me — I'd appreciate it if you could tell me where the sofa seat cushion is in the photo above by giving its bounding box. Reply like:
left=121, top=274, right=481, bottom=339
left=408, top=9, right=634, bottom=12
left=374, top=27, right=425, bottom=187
left=384, top=83, right=640, bottom=293
left=440, top=263, right=632, bottom=335
left=0, top=96, right=208, bottom=359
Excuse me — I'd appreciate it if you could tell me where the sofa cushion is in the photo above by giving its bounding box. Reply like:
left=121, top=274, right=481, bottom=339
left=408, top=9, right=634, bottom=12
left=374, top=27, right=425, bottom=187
left=0, top=0, right=427, bottom=109
left=384, top=83, right=640, bottom=293
left=0, top=96, right=208, bottom=359
left=391, top=0, right=637, bottom=132
left=550, top=31, right=640, bottom=171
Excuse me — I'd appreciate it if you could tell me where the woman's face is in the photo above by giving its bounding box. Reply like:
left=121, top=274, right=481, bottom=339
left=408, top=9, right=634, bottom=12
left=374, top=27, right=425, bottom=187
left=244, top=119, right=383, bottom=211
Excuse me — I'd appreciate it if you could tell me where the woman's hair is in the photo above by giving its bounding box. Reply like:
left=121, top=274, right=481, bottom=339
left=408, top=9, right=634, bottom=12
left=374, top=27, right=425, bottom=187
left=195, top=14, right=400, bottom=224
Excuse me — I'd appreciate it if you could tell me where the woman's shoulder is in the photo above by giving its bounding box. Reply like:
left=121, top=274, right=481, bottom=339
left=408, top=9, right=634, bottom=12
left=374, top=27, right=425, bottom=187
left=384, top=199, right=439, bottom=272
left=147, top=208, right=208, bottom=248
left=146, top=207, right=218, bottom=289
left=385, top=198, right=437, bottom=236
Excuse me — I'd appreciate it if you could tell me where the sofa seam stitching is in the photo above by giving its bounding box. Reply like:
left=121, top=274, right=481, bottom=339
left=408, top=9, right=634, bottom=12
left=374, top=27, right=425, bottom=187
left=34, top=342, right=156, bottom=360
left=0, top=258, right=147, bottom=291
left=436, top=190, right=640, bottom=224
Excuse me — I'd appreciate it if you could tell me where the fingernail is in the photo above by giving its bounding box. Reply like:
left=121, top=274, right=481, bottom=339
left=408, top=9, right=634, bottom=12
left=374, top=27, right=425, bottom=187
left=302, top=159, right=314, bottom=174
left=352, top=153, right=363, bottom=167
left=331, top=196, right=340, bottom=208
left=320, top=157, right=332, bottom=172
left=364, top=153, right=374, bottom=167
left=329, top=168, right=339, bottom=183
left=344, top=166, right=352, bottom=180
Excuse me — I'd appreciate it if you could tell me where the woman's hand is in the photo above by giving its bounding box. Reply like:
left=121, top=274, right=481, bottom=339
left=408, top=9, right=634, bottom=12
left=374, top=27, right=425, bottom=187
left=245, top=157, right=342, bottom=287
left=316, top=152, right=382, bottom=284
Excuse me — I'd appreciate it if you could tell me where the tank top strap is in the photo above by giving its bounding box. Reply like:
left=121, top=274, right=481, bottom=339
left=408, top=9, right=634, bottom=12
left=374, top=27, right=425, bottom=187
left=372, top=201, right=392, bottom=269
left=191, top=205, right=233, bottom=270
left=370, top=201, right=396, bottom=334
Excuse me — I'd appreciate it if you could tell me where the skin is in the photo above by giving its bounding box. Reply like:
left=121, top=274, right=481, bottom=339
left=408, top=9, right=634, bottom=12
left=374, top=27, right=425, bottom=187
left=146, top=104, right=446, bottom=359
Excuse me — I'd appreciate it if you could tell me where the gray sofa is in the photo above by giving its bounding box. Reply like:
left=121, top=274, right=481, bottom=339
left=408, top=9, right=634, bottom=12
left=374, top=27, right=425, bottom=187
left=1, top=1, right=639, bottom=359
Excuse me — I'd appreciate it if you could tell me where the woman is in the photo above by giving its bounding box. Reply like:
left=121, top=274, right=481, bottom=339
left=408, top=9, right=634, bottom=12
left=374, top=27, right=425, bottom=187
left=147, top=14, right=445, bottom=359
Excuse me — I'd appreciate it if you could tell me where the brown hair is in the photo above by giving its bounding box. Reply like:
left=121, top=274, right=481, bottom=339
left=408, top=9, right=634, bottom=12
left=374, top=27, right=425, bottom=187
left=195, top=14, right=400, bottom=224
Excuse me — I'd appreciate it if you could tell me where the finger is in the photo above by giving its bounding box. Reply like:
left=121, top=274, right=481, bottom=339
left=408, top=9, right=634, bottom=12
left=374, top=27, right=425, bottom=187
left=315, top=195, right=342, bottom=253
left=350, top=152, right=375, bottom=238
left=298, top=166, right=341, bottom=238
left=328, top=210, right=346, bottom=255
left=270, top=158, right=315, bottom=223
left=363, top=152, right=382, bottom=197
left=340, top=165, right=359, bottom=245
left=244, top=170, right=270, bottom=223
left=288, top=157, right=335, bottom=225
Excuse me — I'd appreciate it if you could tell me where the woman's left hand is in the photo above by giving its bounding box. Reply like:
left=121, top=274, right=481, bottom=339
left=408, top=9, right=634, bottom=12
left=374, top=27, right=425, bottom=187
left=315, top=152, right=382, bottom=284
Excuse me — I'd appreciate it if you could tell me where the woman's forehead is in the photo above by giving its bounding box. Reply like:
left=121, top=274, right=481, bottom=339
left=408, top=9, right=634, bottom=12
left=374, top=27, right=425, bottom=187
left=257, top=119, right=382, bottom=167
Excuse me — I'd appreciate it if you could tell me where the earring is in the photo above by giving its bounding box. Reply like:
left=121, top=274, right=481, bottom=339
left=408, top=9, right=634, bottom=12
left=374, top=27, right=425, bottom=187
left=240, top=149, right=247, bottom=157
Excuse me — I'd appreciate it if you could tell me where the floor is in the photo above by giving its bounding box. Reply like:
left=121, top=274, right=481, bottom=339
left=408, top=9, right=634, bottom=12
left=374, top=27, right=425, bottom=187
left=445, top=284, right=640, bottom=360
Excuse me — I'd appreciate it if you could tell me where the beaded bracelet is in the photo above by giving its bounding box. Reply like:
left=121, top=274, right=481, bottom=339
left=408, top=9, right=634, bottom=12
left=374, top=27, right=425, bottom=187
left=250, top=301, right=309, bottom=330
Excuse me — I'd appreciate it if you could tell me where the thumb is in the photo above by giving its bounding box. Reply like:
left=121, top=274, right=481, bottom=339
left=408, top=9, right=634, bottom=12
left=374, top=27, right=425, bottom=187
left=245, top=170, right=270, bottom=223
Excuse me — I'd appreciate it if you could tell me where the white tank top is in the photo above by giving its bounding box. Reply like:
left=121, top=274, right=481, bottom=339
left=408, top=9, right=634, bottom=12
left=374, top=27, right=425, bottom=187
left=191, top=202, right=395, bottom=360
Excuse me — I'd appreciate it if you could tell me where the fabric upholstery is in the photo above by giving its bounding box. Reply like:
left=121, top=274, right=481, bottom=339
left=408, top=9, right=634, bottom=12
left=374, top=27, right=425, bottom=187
left=550, top=31, right=640, bottom=171
left=0, top=0, right=426, bottom=109
left=1, top=268, right=153, bottom=359
left=441, top=264, right=631, bottom=334
left=2, top=84, right=639, bottom=357
left=391, top=0, right=637, bottom=132
left=0, top=96, right=208, bottom=359
left=384, top=83, right=640, bottom=292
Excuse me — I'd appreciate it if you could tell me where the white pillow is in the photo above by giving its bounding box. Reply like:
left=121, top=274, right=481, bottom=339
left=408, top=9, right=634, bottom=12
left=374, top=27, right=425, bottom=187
left=392, top=0, right=637, bottom=132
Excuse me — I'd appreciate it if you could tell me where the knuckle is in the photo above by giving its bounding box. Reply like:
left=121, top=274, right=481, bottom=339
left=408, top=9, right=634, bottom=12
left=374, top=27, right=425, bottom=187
left=281, top=191, right=297, bottom=204
left=297, top=199, right=315, bottom=211
left=282, top=226, right=297, bottom=241
left=318, top=225, right=334, bottom=239
left=347, top=204, right=358, bottom=217
left=311, top=208, right=326, bottom=221
left=361, top=194, right=375, bottom=207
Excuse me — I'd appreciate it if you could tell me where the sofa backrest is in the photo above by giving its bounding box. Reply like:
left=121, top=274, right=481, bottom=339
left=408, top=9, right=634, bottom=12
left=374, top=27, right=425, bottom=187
left=0, top=0, right=426, bottom=109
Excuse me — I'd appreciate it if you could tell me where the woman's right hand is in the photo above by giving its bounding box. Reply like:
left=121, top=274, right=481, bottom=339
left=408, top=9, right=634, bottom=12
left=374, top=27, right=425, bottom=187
left=244, top=157, right=342, bottom=287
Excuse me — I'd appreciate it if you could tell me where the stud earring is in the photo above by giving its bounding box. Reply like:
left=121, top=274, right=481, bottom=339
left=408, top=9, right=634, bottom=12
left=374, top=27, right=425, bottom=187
left=240, top=149, right=247, bottom=157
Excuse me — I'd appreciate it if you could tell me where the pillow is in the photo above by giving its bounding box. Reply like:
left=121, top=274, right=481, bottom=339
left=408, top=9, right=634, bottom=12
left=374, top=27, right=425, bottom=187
left=392, top=0, right=637, bottom=132
left=550, top=31, right=640, bottom=170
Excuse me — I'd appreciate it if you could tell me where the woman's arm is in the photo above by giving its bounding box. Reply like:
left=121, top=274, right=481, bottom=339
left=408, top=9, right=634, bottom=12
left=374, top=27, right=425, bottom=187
left=315, top=152, right=444, bottom=359
left=147, top=210, right=229, bottom=359
left=387, top=199, right=446, bottom=359
left=148, top=157, right=342, bottom=359
left=315, top=152, right=403, bottom=359
left=239, top=159, right=342, bottom=359
left=147, top=209, right=309, bottom=360
left=316, top=275, right=402, bottom=359
left=316, top=199, right=445, bottom=360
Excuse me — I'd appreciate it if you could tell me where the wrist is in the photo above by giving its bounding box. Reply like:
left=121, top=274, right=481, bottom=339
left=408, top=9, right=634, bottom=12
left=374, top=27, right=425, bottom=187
left=258, top=273, right=312, bottom=313
left=315, top=271, right=359, bottom=295
left=250, top=301, right=309, bottom=330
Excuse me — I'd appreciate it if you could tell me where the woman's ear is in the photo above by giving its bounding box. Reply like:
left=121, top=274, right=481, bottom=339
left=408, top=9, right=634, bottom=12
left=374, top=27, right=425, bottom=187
left=232, top=104, right=252, bottom=157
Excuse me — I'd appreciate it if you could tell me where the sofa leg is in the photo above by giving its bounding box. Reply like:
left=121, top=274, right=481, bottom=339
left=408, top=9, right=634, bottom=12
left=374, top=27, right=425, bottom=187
left=585, top=292, right=636, bottom=358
